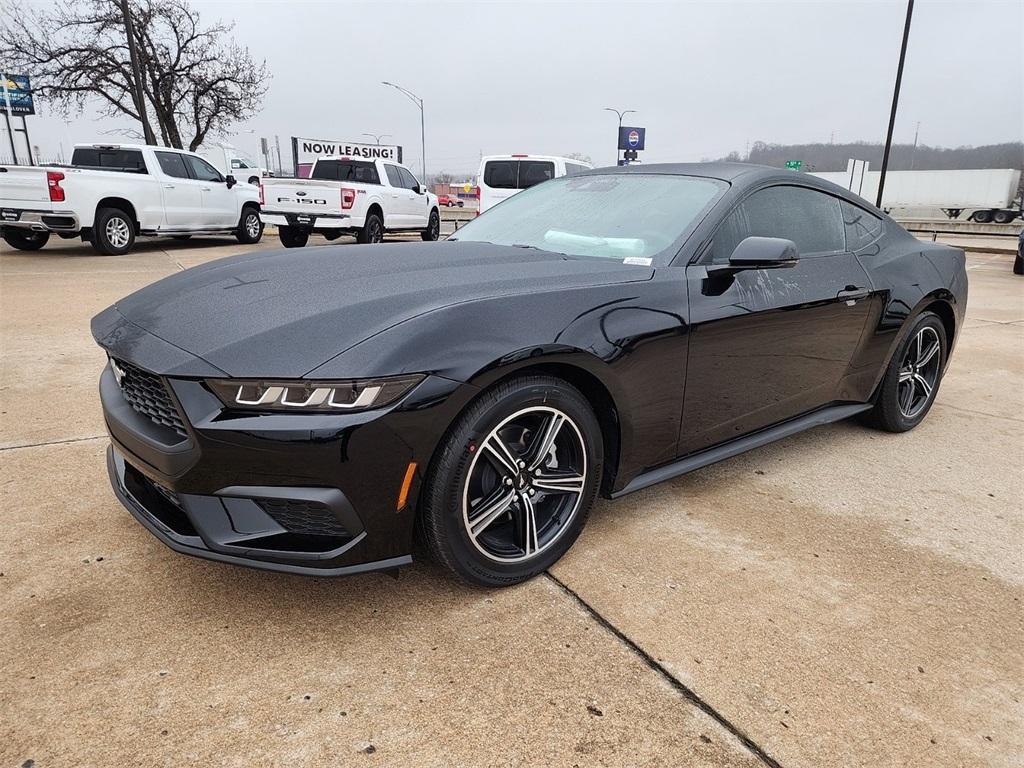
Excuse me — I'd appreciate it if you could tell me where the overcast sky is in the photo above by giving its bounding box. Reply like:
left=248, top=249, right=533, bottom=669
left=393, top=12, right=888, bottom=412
left=13, top=0, right=1024, bottom=175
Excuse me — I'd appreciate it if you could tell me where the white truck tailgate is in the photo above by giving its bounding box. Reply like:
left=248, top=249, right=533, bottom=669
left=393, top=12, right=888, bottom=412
left=0, top=167, right=51, bottom=204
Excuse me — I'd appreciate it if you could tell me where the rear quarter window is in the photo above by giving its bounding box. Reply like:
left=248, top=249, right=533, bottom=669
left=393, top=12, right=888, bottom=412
left=841, top=200, right=884, bottom=250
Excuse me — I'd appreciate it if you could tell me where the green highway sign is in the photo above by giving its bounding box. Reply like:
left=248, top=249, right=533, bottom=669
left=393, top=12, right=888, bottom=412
left=785, top=160, right=802, bottom=170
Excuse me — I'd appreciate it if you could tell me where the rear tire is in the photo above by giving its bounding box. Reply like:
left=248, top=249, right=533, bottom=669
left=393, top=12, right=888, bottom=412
left=235, top=206, right=263, bottom=244
left=420, top=375, right=602, bottom=587
left=863, top=311, right=946, bottom=433
left=357, top=212, right=384, bottom=244
left=992, top=210, right=1015, bottom=224
left=91, top=207, right=135, bottom=255
left=2, top=229, right=50, bottom=251
left=421, top=209, right=440, bottom=241
left=971, top=210, right=993, bottom=224
left=278, top=226, right=309, bottom=248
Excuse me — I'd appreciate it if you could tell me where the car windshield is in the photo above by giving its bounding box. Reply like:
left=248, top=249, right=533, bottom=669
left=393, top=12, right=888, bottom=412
left=454, top=173, right=726, bottom=262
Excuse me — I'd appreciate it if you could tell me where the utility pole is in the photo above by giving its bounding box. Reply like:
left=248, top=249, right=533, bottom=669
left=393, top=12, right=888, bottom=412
left=382, top=81, right=425, bottom=182
left=119, top=0, right=157, bottom=145
left=910, top=121, right=921, bottom=170
left=603, top=107, right=636, bottom=166
left=877, top=0, right=914, bottom=209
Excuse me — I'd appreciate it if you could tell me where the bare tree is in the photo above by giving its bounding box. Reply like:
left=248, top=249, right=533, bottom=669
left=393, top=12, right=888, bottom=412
left=432, top=171, right=454, bottom=185
left=2, top=0, right=269, bottom=151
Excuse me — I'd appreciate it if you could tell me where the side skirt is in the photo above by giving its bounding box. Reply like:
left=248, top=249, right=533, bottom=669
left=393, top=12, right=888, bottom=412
left=611, top=403, right=872, bottom=498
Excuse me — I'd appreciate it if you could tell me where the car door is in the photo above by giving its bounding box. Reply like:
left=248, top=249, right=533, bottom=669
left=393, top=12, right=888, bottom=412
left=382, top=164, right=413, bottom=228
left=183, top=154, right=236, bottom=227
left=398, top=167, right=429, bottom=228
left=678, top=184, right=874, bottom=456
left=153, top=151, right=204, bottom=229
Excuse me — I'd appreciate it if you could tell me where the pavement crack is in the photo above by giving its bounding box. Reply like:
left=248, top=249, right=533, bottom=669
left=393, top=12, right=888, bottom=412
left=1, top=435, right=106, bottom=452
left=545, top=571, right=784, bottom=768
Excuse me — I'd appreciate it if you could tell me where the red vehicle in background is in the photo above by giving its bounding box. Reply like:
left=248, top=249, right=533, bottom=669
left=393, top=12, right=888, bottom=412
left=438, top=195, right=464, bottom=208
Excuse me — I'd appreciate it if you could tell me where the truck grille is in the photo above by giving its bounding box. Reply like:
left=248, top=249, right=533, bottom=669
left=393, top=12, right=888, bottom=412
left=257, top=498, right=350, bottom=538
left=114, top=359, right=188, bottom=439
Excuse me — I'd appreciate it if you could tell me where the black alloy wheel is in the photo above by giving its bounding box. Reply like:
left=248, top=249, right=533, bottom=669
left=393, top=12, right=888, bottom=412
left=421, top=209, right=440, bottom=241
left=2, top=228, right=50, bottom=251
left=421, top=375, right=602, bottom=586
left=864, top=311, right=946, bottom=432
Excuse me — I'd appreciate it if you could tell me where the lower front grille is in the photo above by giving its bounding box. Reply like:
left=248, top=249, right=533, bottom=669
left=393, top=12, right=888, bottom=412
left=114, top=359, right=188, bottom=439
left=257, top=498, right=350, bottom=538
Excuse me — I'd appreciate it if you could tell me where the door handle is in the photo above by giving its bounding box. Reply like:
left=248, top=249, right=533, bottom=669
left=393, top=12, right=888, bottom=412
left=837, top=286, right=871, bottom=301
left=201, top=186, right=212, bottom=192
left=164, top=184, right=176, bottom=189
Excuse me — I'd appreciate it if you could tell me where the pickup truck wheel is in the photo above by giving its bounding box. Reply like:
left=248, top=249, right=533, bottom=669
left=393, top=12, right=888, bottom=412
left=421, top=209, right=440, bottom=241
left=91, top=207, right=135, bottom=255
left=235, top=207, right=264, bottom=244
left=278, top=226, right=309, bottom=248
left=2, top=229, right=50, bottom=251
left=358, top=213, right=384, bottom=244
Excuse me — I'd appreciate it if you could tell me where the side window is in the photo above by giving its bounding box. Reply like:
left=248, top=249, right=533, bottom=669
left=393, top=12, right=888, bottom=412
left=710, top=205, right=749, bottom=264
left=519, top=161, right=555, bottom=188
left=183, top=155, right=223, bottom=182
left=384, top=164, right=403, bottom=187
left=154, top=151, right=190, bottom=179
left=737, top=186, right=845, bottom=256
left=398, top=167, right=419, bottom=191
left=841, top=200, right=884, bottom=250
left=483, top=160, right=517, bottom=189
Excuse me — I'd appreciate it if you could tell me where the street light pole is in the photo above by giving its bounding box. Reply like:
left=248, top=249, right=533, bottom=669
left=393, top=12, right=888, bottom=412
left=603, top=107, right=636, bottom=165
left=361, top=132, right=392, bottom=146
left=382, top=82, right=425, bottom=182
left=119, top=0, right=157, bottom=145
left=876, top=0, right=914, bottom=209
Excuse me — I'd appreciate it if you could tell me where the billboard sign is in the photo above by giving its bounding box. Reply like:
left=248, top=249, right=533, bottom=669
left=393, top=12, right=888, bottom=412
left=1, top=74, right=35, bottom=116
left=292, top=136, right=403, bottom=177
left=617, top=126, right=645, bottom=151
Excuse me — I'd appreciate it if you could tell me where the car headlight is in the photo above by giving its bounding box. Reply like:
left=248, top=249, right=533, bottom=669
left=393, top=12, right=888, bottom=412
left=206, top=374, right=424, bottom=413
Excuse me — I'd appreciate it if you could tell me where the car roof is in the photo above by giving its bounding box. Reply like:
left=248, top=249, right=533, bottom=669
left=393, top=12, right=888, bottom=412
left=480, top=154, right=593, bottom=166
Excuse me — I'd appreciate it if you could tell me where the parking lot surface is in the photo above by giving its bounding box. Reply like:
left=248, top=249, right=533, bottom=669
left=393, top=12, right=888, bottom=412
left=2, top=237, right=1021, bottom=767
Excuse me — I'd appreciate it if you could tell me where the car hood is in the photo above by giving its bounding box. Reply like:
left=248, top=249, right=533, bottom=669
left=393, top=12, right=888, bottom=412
left=92, top=241, right=653, bottom=378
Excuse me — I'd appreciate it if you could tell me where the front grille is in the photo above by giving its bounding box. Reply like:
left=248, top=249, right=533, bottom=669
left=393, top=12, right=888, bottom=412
left=114, top=359, right=188, bottom=439
left=258, top=498, right=349, bottom=538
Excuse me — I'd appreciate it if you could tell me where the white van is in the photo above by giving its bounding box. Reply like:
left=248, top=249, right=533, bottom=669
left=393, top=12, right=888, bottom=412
left=477, top=154, right=592, bottom=213
left=200, top=143, right=272, bottom=186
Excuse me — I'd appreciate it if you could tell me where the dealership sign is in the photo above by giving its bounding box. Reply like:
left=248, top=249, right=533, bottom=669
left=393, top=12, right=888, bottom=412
left=1, top=74, right=34, bottom=116
left=292, top=136, right=403, bottom=176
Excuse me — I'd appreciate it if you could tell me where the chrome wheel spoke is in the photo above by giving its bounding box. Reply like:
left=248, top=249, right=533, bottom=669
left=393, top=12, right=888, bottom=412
left=527, top=412, right=565, bottom=470
left=468, top=486, right=516, bottom=539
left=516, top=493, right=540, bottom=556
left=898, top=367, right=914, bottom=383
left=913, top=373, right=933, bottom=398
left=483, top=435, right=520, bottom=477
left=918, top=340, right=939, bottom=367
left=532, top=470, right=585, bottom=495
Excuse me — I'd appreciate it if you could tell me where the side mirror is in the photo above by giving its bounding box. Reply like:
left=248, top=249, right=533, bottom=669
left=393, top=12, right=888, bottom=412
left=225, top=174, right=237, bottom=189
left=414, top=183, right=425, bottom=194
left=712, top=236, right=799, bottom=272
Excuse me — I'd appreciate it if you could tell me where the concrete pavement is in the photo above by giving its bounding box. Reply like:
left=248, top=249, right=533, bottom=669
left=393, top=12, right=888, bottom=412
left=1, top=235, right=1021, bottom=767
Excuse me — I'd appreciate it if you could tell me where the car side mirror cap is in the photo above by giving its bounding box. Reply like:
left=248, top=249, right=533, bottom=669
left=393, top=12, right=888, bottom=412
left=723, top=236, right=799, bottom=270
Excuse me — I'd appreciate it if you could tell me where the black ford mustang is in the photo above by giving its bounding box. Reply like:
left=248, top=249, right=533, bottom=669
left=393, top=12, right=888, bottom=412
left=92, top=163, right=967, bottom=586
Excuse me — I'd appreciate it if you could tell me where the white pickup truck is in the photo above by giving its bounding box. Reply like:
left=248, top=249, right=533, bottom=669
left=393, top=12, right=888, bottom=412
left=260, top=157, right=440, bottom=247
left=0, top=143, right=263, bottom=255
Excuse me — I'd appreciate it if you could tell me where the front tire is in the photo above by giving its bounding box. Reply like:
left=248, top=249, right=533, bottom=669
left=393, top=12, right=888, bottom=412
left=420, top=375, right=602, bottom=587
left=421, top=209, right=440, bottom=241
left=2, top=229, right=50, bottom=251
left=864, top=312, right=946, bottom=433
left=278, top=226, right=309, bottom=248
left=91, top=207, right=135, bottom=255
left=235, top=206, right=264, bottom=244
left=1013, top=253, right=1024, bottom=275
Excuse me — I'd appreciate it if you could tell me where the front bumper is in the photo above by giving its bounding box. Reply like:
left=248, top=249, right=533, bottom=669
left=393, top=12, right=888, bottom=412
left=98, top=361, right=475, bottom=576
